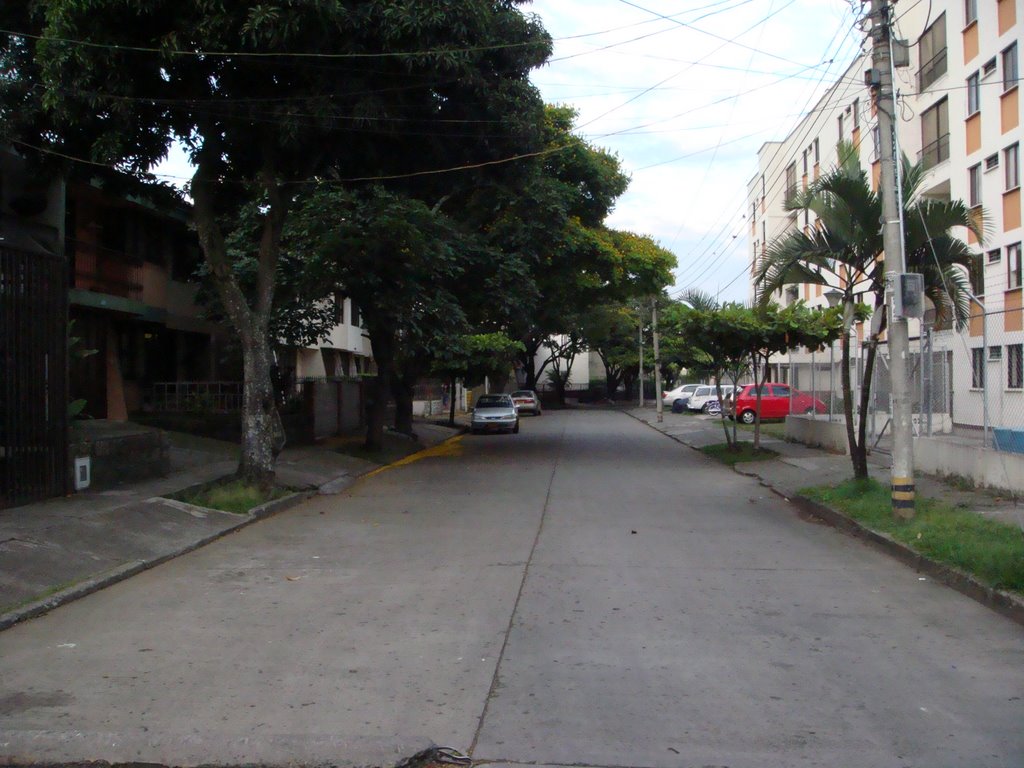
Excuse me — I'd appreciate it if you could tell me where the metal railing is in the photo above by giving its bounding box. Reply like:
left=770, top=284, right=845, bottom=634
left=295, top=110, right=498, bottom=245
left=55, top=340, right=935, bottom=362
left=68, top=239, right=143, bottom=300
left=148, top=381, right=243, bottom=413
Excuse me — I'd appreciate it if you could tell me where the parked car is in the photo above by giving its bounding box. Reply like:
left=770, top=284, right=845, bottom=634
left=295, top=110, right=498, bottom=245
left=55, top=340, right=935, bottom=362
left=663, top=383, right=700, bottom=412
left=687, top=384, right=736, bottom=413
left=729, top=383, right=826, bottom=424
left=510, top=389, right=542, bottom=416
left=470, top=393, right=520, bottom=434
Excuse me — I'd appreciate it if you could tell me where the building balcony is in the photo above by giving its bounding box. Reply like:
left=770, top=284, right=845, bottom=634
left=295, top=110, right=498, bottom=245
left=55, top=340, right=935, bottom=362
left=919, top=133, right=950, bottom=171
left=68, top=239, right=143, bottom=301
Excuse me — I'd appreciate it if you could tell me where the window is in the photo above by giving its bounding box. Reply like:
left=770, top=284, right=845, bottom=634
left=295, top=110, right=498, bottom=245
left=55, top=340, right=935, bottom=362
left=990, top=345, right=1003, bottom=361
left=982, top=57, right=997, bottom=77
left=1005, top=143, right=1020, bottom=190
left=837, top=113, right=844, bottom=142
left=988, top=248, right=1002, bottom=263
left=785, top=162, right=797, bottom=200
left=852, top=98, right=860, bottom=129
left=813, top=138, right=820, bottom=164
left=872, top=125, right=881, bottom=160
left=802, top=148, right=808, bottom=175
left=350, top=302, right=361, bottom=327
left=1008, top=242, right=1022, bottom=289
left=921, top=98, right=950, bottom=168
left=969, top=163, right=982, bottom=207
left=985, top=153, right=1000, bottom=171
left=965, top=0, right=978, bottom=25
left=1003, top=43, right=1019, bottom=92
left=967, top=71, right=980, bottom=115
left=972, top=347, right=985, bottom=388
left=1009, top=344, right=1024, bottom=389
left=919, top=13, right=947, bottom=90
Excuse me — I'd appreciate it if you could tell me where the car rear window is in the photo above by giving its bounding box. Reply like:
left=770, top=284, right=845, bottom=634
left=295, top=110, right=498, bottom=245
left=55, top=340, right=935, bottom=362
left=476, top=396, right=510, bottom=407
left=511, top=391, right=534, bottom=398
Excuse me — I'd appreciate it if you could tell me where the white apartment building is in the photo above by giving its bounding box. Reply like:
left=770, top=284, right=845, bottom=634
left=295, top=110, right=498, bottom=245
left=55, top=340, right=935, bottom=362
left=747, top=0, right=1021, bottom=434
left=281, top=296, right=375, bottom=385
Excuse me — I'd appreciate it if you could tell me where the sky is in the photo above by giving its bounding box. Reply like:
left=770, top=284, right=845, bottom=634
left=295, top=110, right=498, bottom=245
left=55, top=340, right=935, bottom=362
left=154, top=0, right=865, bottom=305
left=525, top=0, right=864, bottom=302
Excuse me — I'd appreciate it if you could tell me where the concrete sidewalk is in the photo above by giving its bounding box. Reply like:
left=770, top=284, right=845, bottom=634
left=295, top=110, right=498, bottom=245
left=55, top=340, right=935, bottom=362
left=0, top=420, right=461, bottom=631
left=626, top=406, right=1024, bottom=623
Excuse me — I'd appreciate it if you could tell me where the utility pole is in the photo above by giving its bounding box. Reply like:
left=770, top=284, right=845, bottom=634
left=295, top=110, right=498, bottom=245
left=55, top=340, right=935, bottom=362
left=870, top=0, right=915, bottom=518
left=638, top=307, right=645, bottom=408
left=652, top=297, right=663, bottom=422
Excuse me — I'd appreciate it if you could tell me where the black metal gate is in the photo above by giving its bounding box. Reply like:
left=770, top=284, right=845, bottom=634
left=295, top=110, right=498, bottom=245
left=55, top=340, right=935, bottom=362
left=1, top=245, right=68, bottom=509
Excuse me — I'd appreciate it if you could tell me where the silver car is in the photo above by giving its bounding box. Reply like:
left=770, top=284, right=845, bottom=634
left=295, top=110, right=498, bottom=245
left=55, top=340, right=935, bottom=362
left=510, top=389, right=542, bottom=416
left=470, top=393, right=520, bottom=434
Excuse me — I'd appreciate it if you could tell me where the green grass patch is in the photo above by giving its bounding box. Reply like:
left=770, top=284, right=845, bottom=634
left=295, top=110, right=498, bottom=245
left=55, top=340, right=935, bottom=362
left=802, top=478, right=1024, bottom=594
left=700, top=442, right=779, bottom=465
left=173, top=479, right=290, bottom=515
left=735, top=419, right=788, bottom=439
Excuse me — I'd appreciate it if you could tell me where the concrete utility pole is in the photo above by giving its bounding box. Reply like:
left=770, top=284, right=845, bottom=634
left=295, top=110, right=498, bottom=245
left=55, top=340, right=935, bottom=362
left=870, top=0, right=915, bottom=518
left=638, top=307, right=645, bottom=408
left=652, top=298, right=663, bottom=422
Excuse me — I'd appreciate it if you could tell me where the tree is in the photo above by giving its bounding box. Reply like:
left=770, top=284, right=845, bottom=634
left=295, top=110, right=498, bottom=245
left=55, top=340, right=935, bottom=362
left=579, top=303, right=641, bottom=399
left=745, top=302, right=843, bottom=450
left=431, top=333, right=524, bottom=426
left=755, top=141, right=981, bottom=479
left=27, top=0, right=551, bottom=485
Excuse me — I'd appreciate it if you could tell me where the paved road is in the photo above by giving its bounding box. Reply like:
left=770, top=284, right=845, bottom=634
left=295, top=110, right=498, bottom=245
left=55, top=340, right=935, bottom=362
left=1, top=410, right=1021, bottom=768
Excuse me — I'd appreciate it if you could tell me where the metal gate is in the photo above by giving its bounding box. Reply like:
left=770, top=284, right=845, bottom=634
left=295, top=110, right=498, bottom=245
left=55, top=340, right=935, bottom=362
left=1, top=245, right=68, bottom=509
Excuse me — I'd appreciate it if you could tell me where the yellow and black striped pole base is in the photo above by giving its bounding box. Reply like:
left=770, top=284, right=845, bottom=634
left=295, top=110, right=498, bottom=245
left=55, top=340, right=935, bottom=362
left=892, top=477, right=915, bottom=518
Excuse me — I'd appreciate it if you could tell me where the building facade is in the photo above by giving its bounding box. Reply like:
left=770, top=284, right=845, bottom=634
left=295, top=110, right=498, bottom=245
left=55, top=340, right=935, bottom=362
left=747, top=0, right=1022, bottom=434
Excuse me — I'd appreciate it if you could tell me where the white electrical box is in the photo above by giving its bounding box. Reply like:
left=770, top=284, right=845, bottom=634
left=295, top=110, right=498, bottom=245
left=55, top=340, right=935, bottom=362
left=74, top=456, right=91, bottom=491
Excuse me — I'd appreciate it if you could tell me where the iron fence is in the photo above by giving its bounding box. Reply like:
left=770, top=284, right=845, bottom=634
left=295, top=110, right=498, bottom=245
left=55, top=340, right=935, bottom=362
left=148, top=381, right=243, bottom=413
left=782, top=314, right=1024, bottom=453
left=1, top=246, right=68, bottom=509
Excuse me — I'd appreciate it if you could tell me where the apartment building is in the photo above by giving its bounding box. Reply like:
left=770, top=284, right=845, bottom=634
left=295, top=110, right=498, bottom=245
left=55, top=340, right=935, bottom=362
left=747, top=0, right=1022, bottom=433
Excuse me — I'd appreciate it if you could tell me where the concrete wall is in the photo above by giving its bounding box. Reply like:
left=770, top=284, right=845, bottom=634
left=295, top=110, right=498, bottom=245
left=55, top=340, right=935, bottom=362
left=786, top=415, right=1024, bottom=493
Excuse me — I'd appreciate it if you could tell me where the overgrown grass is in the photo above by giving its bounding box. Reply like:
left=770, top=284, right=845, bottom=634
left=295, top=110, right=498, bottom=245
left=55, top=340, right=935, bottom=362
left=803, top=479, right=1024, bottom=594
left=175, top=479, right=289, bottom=515
left=701, top=442, right=779, bottom=465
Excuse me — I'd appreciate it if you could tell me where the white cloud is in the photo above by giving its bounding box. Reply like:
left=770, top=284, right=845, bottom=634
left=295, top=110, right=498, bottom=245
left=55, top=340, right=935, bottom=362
left=529, top=0, right=863, bottom=302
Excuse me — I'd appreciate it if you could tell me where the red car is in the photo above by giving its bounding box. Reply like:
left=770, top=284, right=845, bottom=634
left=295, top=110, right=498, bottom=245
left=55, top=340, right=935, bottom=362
left=730, top=383, right=826, bottom=424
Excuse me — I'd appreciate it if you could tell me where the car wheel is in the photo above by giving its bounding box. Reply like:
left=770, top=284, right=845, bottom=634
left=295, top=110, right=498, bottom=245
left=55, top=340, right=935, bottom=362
left=701, top=402, right=714, bottom=413
left=740, top=410, right=756, bottom=425
left=803, top=406, right=815, bottom=414
left=513, top=420, right=520, bottom=434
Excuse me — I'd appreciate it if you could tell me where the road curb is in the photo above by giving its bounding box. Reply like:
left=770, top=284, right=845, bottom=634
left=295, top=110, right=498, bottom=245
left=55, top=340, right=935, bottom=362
left=623, top=408, right=1024, bottom=628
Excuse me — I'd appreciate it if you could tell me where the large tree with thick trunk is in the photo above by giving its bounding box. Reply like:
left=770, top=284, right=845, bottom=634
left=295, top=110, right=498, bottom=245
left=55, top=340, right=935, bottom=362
left=23, top=0, right=550, bottom=485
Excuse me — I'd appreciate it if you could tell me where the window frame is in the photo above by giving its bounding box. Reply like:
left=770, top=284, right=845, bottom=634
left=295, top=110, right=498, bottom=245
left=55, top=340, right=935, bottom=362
left=920, top=97, right=950, bottom=168
left=1008, top=242, right=1023, bottom=290
left=969, top=163, right=982, bottom=207
left=1003, top=42, right=1019, bottom=93
left=1009, top=344, right=1024, bottom=390
left=965, top=0, right=978, bottom=26
left=967, top=71, right=981, bottom=115
left=972, top=347, right=985, bottom=389
left=1006, top=143, right=1020, bottom=191
left=918, top=13, right=948, bottom=91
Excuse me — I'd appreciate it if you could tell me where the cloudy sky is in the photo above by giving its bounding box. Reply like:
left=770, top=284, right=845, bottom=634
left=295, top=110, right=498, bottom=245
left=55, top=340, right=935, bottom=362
left=526, top=0, right=864, bottom=302
left=154, top=1, right=864, bottom=304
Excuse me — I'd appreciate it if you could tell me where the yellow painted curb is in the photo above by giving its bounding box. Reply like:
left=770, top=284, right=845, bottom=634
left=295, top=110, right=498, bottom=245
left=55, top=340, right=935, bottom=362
left=362, top=434, right=465, bottom=480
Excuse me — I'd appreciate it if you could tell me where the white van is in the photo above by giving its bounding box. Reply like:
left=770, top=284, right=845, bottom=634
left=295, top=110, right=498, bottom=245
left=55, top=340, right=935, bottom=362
left=686, top=384, right=736, bottom=413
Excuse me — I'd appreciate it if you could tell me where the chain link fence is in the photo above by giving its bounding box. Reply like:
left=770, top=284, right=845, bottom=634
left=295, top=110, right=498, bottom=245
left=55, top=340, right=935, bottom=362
left=780, top=316, right=1024, bottom=453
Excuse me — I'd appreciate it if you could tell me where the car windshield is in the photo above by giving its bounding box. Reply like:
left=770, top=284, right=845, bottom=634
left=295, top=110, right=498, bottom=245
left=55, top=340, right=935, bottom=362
left=475, top=396, right=510, bottom=408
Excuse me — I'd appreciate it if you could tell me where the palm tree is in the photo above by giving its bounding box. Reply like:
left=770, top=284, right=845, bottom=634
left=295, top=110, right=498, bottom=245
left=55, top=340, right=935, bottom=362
left=755, top=141, right=983, bottom=479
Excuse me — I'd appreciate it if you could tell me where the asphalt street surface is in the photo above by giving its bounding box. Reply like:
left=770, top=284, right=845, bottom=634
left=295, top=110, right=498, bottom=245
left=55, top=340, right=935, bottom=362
left=1, top=410, right=1021, bottom=768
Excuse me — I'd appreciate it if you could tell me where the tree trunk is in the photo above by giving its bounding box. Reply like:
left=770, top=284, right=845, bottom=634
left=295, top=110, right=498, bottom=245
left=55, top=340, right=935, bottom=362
left=841, top=331, right=868, bottom=479
left=521, top=339, right=541, bottom=390
left=238, top=333, right=279, bottom=489
left=856, top=338, right=880, bottom=479
left=391, top=372, right=415, bottom=436
left=448, top=375, right=457, bottom=426
left=364, top=325, right=394, bottom=451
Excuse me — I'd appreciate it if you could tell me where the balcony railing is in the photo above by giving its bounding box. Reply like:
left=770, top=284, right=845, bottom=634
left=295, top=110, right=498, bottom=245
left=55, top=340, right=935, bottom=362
left=918, top=49, right=947, bottom=91
left=919, top=133, right=950, bottom=170
left=68, top=239, right=143, bottom=300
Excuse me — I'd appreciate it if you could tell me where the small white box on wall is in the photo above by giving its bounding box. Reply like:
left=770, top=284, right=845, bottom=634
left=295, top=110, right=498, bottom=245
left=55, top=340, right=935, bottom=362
left=74, top=456, right=91, bottom=491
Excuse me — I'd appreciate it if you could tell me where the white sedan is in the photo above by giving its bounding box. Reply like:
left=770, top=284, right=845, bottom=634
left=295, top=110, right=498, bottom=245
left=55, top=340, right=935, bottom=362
left=470, top=394, right=520, bottom=434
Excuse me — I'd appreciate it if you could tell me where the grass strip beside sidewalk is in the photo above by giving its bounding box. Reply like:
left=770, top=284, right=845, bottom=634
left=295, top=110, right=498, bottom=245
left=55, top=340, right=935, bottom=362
left=803, top=479, right=1024, bottom=594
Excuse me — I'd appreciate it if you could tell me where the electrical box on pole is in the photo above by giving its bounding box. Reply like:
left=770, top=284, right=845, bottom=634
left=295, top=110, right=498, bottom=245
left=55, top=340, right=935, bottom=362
left=891, top=272, right=924, bottom=319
